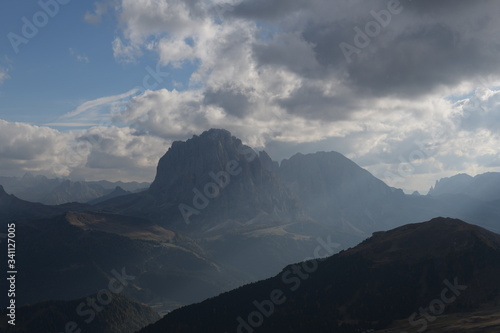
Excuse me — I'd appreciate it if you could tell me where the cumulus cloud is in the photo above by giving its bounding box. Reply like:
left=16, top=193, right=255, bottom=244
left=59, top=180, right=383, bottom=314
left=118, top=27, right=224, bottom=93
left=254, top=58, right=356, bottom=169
left=0, top=120, right=79, bottom=177
left=0, top=119, right=166, bottom=182
left=70, top=126, right=168, bottom=181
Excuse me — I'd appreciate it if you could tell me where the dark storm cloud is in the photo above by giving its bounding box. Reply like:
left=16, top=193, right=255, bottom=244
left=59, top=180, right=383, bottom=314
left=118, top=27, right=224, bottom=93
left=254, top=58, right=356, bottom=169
left=236, top=0, right=500, bottom=107
left=342, top=22, right=496, bottom=97
left=203, top=86, right=253, bottom=118
left=277, top=84, right=359, bottom=121
left=230, top=0, right=310, bottom=20
left=407, top=0, right=491, bottom=13
left=252, top=33, right=321, bottom=78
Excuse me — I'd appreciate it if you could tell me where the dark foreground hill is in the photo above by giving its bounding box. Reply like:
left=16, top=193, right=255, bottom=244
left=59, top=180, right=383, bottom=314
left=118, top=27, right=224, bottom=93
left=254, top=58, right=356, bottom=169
left=139, top=217, right=500, bottom=333
left=0, top=294, right=159, bottom=333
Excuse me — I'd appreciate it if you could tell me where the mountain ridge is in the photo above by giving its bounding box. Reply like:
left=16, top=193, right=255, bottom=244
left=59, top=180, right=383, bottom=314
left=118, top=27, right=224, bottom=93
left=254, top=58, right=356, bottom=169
left=429, top=172, right=500, bottom=202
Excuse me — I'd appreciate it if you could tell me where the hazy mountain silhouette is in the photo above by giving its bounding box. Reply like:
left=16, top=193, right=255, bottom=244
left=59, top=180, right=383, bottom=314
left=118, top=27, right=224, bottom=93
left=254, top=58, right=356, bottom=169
left=429, top=172, right=500, bottom=202
left=0, top=174, right=148, bottom=204
left=42, top=180, right=110, bottom=205
left=0, top=184, right=87, bottom=222
left=277, top=151, right=405, bottom=235
left=88, top=186, right=131, bottom=205
left=139, top=218, right=500, bottom=333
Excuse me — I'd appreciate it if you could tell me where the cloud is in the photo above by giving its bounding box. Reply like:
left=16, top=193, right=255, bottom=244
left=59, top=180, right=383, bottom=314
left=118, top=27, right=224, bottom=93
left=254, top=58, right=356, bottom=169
left=454, top=87, right=500, bottom=132
left=70, top=126, right=168, bottom=181
left=84, top=1, right=110, bottom=25
left=0, top=120, right=79, bottom=177
left=0, top=119, right=166, bottom=182
left=61, top=89, right=139, bottom=120
left=0, top=69, right=10, bottom=85
left=112, top=37, right=143, bottom=63
left=69, top=48, right=90, bottom=63
left=116, top=89, right=210, bottom=139
left=105, top=0, right=500, bottom=123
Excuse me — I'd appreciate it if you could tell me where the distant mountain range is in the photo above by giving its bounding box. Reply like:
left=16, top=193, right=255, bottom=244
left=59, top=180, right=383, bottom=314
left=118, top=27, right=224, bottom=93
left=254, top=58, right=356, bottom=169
left=0, top=174, right=148, bottom=205
left=139, top=218, right=500, bottom=333
left=2, top=129, right=500, bottom=332
left=429, top=172, right=500, bottom=202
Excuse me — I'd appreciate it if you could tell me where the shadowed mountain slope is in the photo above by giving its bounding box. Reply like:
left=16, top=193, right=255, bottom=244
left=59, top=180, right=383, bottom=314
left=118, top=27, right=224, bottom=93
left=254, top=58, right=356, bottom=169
left=2, top=212, right=244, bottom=313
left=0, top=294, right=160, bottom=333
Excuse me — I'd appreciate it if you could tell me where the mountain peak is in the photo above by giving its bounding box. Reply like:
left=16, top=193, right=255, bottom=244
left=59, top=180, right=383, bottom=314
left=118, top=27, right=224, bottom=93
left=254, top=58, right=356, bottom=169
left=169, top=128, right=234, bottom=150
left=277, top=150, right=403, bottom=232
left=349, top=217, right=500, bottom=262
left=147, top=129, right=298, bottom=227
left=0, top=185, right=7, bottom=197
left=428, top=172, right=500, bottom=201
left=149, top=129, right=247, bottom=196
left=199, top=128, right=232, bottom=139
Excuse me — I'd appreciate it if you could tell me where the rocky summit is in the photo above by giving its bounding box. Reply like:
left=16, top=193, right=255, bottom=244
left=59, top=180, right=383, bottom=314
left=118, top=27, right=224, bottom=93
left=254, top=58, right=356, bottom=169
left=146, top=129, right=300, bottom=229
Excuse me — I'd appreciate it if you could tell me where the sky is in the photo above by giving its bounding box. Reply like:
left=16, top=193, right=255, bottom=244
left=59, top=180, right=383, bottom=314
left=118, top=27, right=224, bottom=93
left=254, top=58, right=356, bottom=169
left=0, top=0, right=500, bottom=193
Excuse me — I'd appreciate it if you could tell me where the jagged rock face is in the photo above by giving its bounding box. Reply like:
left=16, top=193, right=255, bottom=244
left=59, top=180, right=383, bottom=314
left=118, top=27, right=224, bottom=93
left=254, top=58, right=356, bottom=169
left=428, top=173, right=474, bottom=196
left=149, top=129, right=299, bottom=225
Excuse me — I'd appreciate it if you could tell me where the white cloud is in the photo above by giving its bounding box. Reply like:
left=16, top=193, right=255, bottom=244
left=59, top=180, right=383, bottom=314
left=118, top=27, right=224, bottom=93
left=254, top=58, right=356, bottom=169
left=0, top=120, right=81, bottom=177
left=0, top=69, right=10, bottom=85
left=112, top=37, right=143, bottom=63
left=0, top=119, right=166, bottom=182
left=60, top=89, right=139, bottom=121
left=69, top=48, right=90, bottom=63
left=84, top=1, right=110, bottom=25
